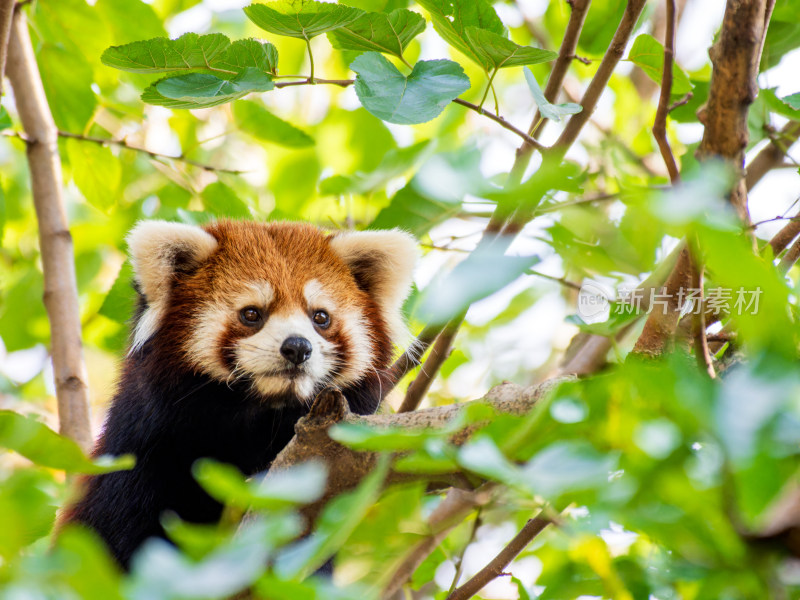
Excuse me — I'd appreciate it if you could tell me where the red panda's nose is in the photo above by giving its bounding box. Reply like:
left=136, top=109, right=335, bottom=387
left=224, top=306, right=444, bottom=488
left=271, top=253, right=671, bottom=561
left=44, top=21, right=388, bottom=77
left=280, top=336, right=313, bottom=365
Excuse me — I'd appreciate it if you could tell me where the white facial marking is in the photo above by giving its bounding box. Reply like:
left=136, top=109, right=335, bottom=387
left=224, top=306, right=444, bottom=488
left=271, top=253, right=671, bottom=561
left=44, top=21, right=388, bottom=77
left=186, top=281, right=275, bottom=381
left=304, top=279, right=374, bottom=386
left=236, top=310, right=335, bottom=400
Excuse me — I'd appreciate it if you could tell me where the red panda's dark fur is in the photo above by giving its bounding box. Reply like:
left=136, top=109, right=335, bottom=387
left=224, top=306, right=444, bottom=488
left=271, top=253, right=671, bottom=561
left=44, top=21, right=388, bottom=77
left=60, top=221, right=410, bottom=569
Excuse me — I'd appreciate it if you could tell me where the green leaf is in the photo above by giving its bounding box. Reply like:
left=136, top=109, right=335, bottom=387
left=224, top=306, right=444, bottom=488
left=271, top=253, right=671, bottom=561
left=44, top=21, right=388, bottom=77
left=99, top=261, right=135, bottom=324
left=244, top=1, right=365, bottom=40
left=352, top=53, right=470, bottom=125
left=369, top=184, right=460, bottom=236
left=465, top=27, right=558, bottom=70
left=781, top=91, right=800, bottom=110
left=0, top=410, right=134, bottom=474
left=274, top=455, right=389, bottom=578
left=193, top=459, right=327, bottom=510
left=327, top=8, right=425, bottom=59
left=415, top=0, right=504, bottom=67
left=627, top=33, right=693, bottom=96
left=524, top=67, right=581, bottom=122
left=129, top=519, right=279, bottom=600
left=233, top=100, right=314, bottom=148
left=0, top=470, right=58, bottom=560
left=417, top=241, right=540, bottom=324
left=201, top=182, right=252, bottom=218
left=522, top=440, right=618, bottom=498
left=0, top=105, right=11, bottom=129
left=38, top=44, right=96, bottom=131
left=142, top=68, right=274, bottom=109
left=66, top=139, right=121, bottom=213
left=102, top=33, right=277, bottom=77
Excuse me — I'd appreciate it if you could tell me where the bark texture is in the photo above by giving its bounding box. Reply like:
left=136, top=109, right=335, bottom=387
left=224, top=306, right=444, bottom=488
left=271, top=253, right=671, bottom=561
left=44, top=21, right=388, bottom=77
left=5, top=11, right=92, bottom=451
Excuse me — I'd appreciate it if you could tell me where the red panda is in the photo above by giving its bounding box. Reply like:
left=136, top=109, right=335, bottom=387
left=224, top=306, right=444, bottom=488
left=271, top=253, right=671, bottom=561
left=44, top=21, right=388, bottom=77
left=60, top=219, right=417, bottom=568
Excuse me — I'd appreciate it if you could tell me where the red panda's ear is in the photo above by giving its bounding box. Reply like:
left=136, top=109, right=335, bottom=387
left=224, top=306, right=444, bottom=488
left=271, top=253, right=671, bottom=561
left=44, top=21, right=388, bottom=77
left=127, top=220, right=218, bottom=305
left=329, top=229, right=418, bottom=344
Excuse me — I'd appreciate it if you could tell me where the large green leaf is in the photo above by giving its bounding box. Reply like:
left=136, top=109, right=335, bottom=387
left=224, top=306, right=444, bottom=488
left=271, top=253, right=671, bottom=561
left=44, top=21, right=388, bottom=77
left=99, top=261, right=135, bottom=324
left=351, top=53, right=470, bottom=124
left=141, top=68, right=274, bottom=109
left=415, top=0, right=504, bottom=66
left=627, top=33, right=693, bottom=96
left=369, top=184, right=460, bottom=235
left=233, top=100, right=314, bottom=148
left=327, top=8, right=425, bottom=59
left=464, top=27, right=557, bottom=70
left=66, top=139, right=121, bottom=213
left=244, top=1, right=364, bottom=40
left=200, top=182, right=253, bottom=218
left=0, top=411, right=133, bottom=474
left=102, top=34, right=278, bottom=76
left=417, top=241, right=541, bottom=324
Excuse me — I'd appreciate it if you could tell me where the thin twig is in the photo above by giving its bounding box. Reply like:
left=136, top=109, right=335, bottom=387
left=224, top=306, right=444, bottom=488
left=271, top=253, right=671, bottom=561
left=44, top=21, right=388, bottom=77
left=746, top=120, right=800, bottom=190
left=399, top=312, right=466, bottom=413
left=383, top=487, right=494, bottom=598
left=55, top=130, right=246, bottom=174
left=274, top=77, right=353, bottom=88
left=446, top=511, right=551, bottom=600
left=447, top=510, right=482, bottom=595
left=451, top=98, right=544, bottom=151
left=652, top=0, right=680, bottom=183
left=6, top=9, right=92, bottom=450
left=0, top=0, right=14, bottom=97
left=689, top=248, right=715, bottom=377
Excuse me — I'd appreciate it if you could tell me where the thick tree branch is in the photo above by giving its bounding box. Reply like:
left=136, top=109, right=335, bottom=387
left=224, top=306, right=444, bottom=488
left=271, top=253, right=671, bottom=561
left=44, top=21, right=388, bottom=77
left=5, top=10, right=92, bottom=451
left=652, top=0, right=680, bottom=184
left=631, top=246, right=693, bottom=357
left=768, top=211, right=800, bottom=256
left=696, top=0, right=776, bottom=224
left=746, top=120, right=800, bottom=190
left=0, top=0, right=14, bottom=97
left=446, top=510, right=552, bottom=600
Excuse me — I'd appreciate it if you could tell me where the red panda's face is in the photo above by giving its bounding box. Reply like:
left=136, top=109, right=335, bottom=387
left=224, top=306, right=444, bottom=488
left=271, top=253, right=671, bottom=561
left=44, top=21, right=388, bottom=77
left=127, top=220, right=417, bottom=405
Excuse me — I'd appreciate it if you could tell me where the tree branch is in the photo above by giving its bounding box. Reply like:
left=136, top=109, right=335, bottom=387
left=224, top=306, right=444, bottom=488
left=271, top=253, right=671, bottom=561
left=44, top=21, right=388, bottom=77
left=652, top=0, right=680, bottom=184
left=513, top=0, right=592, bottom=175
left=5, top=10, right=92, bottom=451
left=445, top=510, right=552, bottom=600
left=746, top=120, right=800, bottom=190
left=768, top=211, right=800, bottom=256
left=551, top=0, right=648, bottom=158
left=451, top=98, right=544, bottom=150
left=398, top=312, right=466, bottom=413
left=0, top=0, right=14, bottom=97
left=383, top=486, right=493, bottom=598
left=696, top=0, right=776, bottom=225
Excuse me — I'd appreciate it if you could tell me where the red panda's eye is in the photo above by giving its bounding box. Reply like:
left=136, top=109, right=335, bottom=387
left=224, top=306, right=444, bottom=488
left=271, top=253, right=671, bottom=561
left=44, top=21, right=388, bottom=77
left=312, top=310, right=330, bottom=329
left=239, top=307, right=262, bottom=326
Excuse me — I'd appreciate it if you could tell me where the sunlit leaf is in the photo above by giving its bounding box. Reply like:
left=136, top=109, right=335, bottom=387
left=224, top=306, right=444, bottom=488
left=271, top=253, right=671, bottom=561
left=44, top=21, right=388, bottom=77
left=328, top=9, right=426, bottom=59
left=415, top=0, right=504, bottom=66
left=201, top=181, right=252, bottom=218
left=66, top=139, right=121, bottom=213
left=233, top=100, right=314, bottom=148
left=193, top=459, right=327, bottom=510
left=780, top=90, right=800, bottom=110
left=627, top=33, right=693, bottom=96
left=244, top=0, right=364, bottom=40
left=465, top=27, right=557, bottom=70
left=0, top=411, right=133, bottom=474
left=102, top=33, right=277, bottom=76
left=352, top=53, right=470, bottom=124
left=417, top=240, right=540, bottom=324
